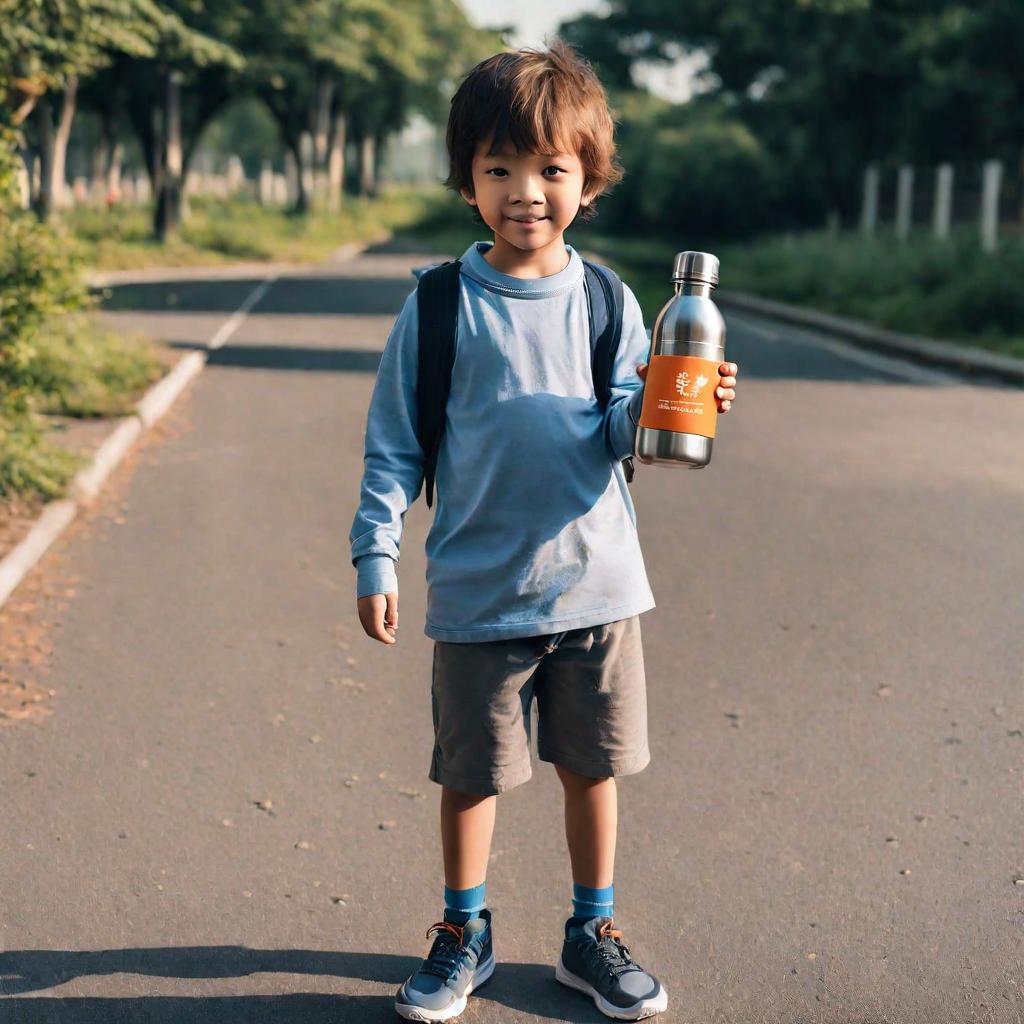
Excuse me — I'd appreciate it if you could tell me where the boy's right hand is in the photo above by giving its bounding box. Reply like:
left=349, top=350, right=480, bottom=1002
left=357, top=592, right=398, bottom=645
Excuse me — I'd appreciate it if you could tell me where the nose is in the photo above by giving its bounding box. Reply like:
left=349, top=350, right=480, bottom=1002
left=507, top=171, right=546, bottom=206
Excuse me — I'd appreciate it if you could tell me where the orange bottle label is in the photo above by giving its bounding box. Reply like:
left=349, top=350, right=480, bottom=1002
left=638, top=354, right=721, bottom=439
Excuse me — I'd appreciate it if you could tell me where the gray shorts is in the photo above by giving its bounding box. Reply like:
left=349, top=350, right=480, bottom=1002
left=428, top=615, right=650, bottom=796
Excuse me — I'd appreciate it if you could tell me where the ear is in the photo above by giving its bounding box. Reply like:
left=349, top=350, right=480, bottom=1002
left=459, top=186, right=477, bottom=207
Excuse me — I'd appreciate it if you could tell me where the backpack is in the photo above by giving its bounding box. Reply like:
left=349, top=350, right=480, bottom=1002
left=413, top=257, right=635, bottom=509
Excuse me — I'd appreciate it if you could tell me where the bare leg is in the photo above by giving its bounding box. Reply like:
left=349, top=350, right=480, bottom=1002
left=555, top=764, right=617, bottom=889
left=440, top=785, right=497, bottom=889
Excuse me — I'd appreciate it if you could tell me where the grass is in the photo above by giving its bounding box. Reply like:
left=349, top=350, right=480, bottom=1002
left=0, top=315, right=166, bottom=502
left=65, top=186, right=445, bottom=271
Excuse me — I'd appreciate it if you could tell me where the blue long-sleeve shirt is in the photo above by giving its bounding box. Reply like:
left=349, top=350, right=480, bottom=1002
left=349, top=239, right=656, bottom=642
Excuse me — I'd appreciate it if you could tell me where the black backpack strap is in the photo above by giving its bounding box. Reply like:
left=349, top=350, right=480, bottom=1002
left=583, top=259, right=635, bottom=483
left=415, top=259, right=461, bottom=509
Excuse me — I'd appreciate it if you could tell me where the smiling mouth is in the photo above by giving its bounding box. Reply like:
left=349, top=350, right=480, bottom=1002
left=509, top=216, right=548, bottom=223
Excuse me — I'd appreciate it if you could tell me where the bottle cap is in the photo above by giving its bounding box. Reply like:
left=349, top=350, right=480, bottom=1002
left=672, top=251, right=719, bottom=287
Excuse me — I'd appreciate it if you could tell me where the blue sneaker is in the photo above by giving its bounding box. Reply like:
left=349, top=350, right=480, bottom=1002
left=555, top=916, right=668, bottom=1020
left=394, top=910, right=495, bottom=1021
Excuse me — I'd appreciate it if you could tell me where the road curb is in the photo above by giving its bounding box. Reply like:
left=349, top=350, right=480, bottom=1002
left=0, top=348, right=206, bottom=609
left=716, top=290, right=1024, bottom=386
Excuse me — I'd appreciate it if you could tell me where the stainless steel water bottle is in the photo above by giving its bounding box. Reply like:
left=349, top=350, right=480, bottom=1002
left=635, top=251, right=726, bottom=469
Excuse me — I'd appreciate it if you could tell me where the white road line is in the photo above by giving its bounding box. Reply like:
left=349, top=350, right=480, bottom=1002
left=726, top=310, right=961, bottom=386
left=208, top=275, right=277, bottom=350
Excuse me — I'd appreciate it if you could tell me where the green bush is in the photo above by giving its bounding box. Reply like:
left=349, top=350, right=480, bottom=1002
left=0, top=398, right=84, bottom=501
left=720, top=227, right=1024, bottom=357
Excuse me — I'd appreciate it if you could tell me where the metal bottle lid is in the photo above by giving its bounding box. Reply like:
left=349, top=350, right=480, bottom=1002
left=672, top=251, right=719, bottom=287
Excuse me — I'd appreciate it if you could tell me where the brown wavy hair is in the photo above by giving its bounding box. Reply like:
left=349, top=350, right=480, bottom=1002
left=444, top=38, right=625, bottom=225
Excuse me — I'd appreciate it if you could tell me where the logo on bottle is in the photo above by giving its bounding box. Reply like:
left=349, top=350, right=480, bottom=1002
left=674, top=371, right=709, bottom=398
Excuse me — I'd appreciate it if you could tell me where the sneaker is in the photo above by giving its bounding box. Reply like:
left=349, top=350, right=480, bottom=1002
left=555, top=916, right=668, bottom=1021
left=394, top=909, right=495, bottom=1022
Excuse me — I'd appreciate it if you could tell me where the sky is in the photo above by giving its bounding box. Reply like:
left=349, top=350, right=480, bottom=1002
left=457, top=0, right=703, bottom=103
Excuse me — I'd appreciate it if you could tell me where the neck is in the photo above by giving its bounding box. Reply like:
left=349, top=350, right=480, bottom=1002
left=482, top=232, right=571, bottom=278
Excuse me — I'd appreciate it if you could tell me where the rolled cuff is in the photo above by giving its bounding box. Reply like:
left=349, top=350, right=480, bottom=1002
left=355, top=553, right=398, bottom=598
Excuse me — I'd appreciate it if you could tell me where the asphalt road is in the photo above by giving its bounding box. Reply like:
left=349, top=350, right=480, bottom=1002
left=1, top=238, right=1021, bottom=1024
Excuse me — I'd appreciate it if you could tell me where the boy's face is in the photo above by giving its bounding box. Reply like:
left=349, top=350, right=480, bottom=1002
left=460, top=135, right=594, bottom=253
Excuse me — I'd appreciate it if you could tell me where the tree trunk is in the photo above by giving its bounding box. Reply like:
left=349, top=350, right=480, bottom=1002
left=313, top=76, right=333, bottom=201
left=96, top=107, right=123, bottom=202
left=287, top=136, right=308, bottom=214
left=1018, top=147, right=1024, bottom=228
left=154, top=70, right=184, bottom=241
left=359, top=132, right=375, bottom=197
left=50, top=74, right=78, bottom=211
left=373, top=129, right=387, bottom=191
left=33, top=96, right=55, bottom=220
left=106, top=141, right=124, bottom=201
left=327, top=108, right=347, bottom=210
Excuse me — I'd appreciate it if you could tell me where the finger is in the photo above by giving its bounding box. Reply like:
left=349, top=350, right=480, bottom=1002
left=721, top=400, right=732, bottom=412
left=372, top=613, right=396, bottom=644
left=720, top=376, right=736, bottom=387
left=384, top=593, right=399, bottom=633
left=715, top=386, right=736, bottom=399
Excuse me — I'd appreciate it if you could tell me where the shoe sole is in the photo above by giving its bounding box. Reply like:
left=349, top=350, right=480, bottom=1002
left=394, top=954, right=496, bottom=1022
left=555, top=958, right=668, bottom=1021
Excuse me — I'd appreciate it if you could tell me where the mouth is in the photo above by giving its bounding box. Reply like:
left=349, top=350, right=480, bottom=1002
left=509, top=216, right=548, bottom=224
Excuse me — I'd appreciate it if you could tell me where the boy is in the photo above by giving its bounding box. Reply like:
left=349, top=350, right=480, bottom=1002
left=350, top=39, right=738, bottom=1022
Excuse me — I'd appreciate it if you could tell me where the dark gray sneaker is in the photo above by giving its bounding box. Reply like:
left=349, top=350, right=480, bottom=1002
left=555, top=916, right=668, bottom=1020
left=394, top=910, right=495, bottom=1022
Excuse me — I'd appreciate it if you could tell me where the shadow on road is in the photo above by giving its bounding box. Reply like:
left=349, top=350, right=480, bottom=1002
left=170, top=343, right=387, bottom=374
left=97, top=277, right=417, bottom=317
left=0, top=947, right=608, bottom=1022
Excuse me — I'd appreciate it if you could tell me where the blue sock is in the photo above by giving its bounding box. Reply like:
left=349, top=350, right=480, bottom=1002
left=443, top=882, right=487, bottom=924
left=571, top=882, right=614, bottom=921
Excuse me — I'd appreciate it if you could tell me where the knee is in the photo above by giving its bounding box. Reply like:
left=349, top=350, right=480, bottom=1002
left=554, top=763, right=613, bottom=790
left=442, top=784, right=496, bottom=808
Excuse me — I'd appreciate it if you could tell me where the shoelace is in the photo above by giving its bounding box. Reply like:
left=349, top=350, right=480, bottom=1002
left=583, top=920, right=643, bottom=979
left=420, top=921, right=472, bottom=981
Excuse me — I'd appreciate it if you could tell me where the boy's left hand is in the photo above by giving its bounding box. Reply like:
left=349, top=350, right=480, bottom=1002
left=636, top=361, right=739, bottom=412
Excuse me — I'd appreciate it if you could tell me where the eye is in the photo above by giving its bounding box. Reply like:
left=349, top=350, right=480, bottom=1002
left=484, top=166, right=566, bottom=178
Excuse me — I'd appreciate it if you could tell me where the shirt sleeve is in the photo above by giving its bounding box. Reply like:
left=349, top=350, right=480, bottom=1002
left=348, top=288, right=423, bottom=598
left=603, top=282, right=652, bottom=463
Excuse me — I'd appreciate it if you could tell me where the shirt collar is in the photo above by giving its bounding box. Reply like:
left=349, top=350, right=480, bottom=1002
left=459, top=240, right=584, bottom=299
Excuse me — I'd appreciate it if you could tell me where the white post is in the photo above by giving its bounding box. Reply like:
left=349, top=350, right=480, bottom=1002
left=16, top=160, right=30, bottom=209
left=895, top=164, right=914, bottom=240
left=300, top=131, right=315, bottom=202
left=226, top=154, right=245, bottom=193
left=933, top=163, right=953, bottom=240
left=259, top=160, right=274, bottom=205
left=285, top=151, right=298, bottom=205
left=980, top=159, right=1002, bottom=253
left=30, top=154, right=41, bottom=201
left=860, top=163, right=879, bottom=236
